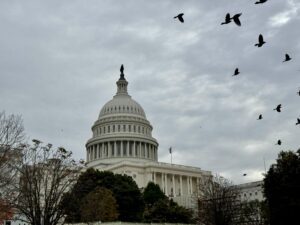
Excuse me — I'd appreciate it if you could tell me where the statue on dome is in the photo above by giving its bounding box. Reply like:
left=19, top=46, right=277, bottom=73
left=120, top=64, right=125, bottom=80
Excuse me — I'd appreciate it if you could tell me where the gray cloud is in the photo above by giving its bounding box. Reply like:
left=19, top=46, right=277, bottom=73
left=1, top=0, right=300, bottom=184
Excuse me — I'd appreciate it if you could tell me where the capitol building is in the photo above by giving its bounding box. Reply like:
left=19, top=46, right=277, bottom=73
left=85, top=67, right=212, bottom=208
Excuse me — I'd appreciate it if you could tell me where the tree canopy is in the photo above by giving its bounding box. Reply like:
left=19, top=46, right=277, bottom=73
left=143, top=181, right=166, bottom=206
left=80, top=187, right=118, bottom=222
left=143, top=182, right=194, bottom=223
left=63, top=168, right=144, bottom=222
left=263, top=149, right=300, bottom=225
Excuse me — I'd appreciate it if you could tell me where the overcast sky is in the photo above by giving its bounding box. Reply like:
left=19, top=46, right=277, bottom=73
left=1, top=0, right=300, bottom=184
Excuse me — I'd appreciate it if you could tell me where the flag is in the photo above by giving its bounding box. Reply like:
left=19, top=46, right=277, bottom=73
left=169, top=147, right=172, bottom=154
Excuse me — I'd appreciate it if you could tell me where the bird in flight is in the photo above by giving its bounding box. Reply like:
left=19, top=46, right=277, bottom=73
left=232, top=13, right=242, bottom=26
left=255, top=0, right=268, bottom=4
left=174, top=13, right=184, bottom=23
left=255, top=34, right=266, bottom=47
left=243, top=173, right=247, bottom=176
left=276, top=140, right=282, bottom=145
left=221, top=13, right=231, bottom=25
left=296, top=118, right=300, bottom=125
left=257, top=114, right=263, bottom=120
left=221, top=13, right=242, bottom=26
left=283, top=54, right=292, bottom=62
left=297, top=89, right=300, bottom=96
left=233, top=68, right=240, bottom=76
left=273, top=104, right=282, bottom=112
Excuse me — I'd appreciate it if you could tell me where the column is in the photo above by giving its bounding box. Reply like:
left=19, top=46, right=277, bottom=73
left=180, top=175, right=183, bottom=196
left=153, top=172, right=156, bottom=183
left=161, top=172, right=164, bottom=193
left=139, top=142, right=142, bottom=158
left=133, top=141, right=136, bottom=157
left=187, top=176, right=190, bottom=195
left=127, top=141, right=129, bottom=156
left=172, top=175, right=175, bottom=197
left=190, top=177, right=193, bottom=194
left=165, top=173, right=168, bottom=196
left=100, top=143, right=102, bottom=158
left=121, top=141, right=123, bottom=157
left=108, top=142, right=111, bottom=157
left=114, top=141, right=117, bottom=157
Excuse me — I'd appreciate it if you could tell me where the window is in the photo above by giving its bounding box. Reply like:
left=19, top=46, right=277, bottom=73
left=129, top=125, right=131, bottom=132
left=123, top=125, right=126, bottom=131
left=113, top=125, right=115, bottom=132
left=134, top=125, right=136, bottom=132
left=108, top=126, right=110, bottom=133
left=255, top=192, right=257, bottom=195
left=118, top=125, right=120, bottom=132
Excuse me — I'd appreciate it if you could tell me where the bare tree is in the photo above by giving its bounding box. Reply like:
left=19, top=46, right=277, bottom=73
left=0, top=111, right=25, bottom=216
left=196, top=174, right=242, bottom=225
left=5, top=140, right=84, bottom=225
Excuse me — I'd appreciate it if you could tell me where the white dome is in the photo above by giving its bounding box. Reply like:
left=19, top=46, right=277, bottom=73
left=86, top=69, right=158, bottom=167
left=99, top=95, right=146, bottom=119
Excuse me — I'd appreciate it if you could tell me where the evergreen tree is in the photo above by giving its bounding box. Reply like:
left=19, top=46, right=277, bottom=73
left=263, top=149, right=300, bottom=225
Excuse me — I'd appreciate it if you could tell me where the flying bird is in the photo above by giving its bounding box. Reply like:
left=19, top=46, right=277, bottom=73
left=174, top=13, right=184, bottom=23
left=283, top=54, right=292, bottom=62
left=273, top=104, right=282, bottom=112
left=276, top=140, right=282, bottom=145
left=255, top=34, right=266, bottom=47
left=233, top=68, right=240, bottom=76
left=257, top=114, right=263, bottom=120
left=221, top=13, right=231, bottom=25
left=255, top=0, right=268, bottom=4
left=296, top=118, right=300, bottom=125
left=232, top=13, right=242, bottom=26
left=297, top=89, right=300, bottom=96
left=243, top=173, right=247, bottom=176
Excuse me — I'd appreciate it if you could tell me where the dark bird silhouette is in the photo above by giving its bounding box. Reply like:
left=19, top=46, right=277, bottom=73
left=255, top=34, right=266, bottom=47
left=296, top=118, right=300, bottom=125
left=283, top=54, right=292, bottom=62
left=221, top=13, right=231, bottom=25
left=174, top=13, right=184, bottom=23
left=276, top=140, right=282, bottom=145
left=255, top=0, right=268, bottom=4
left=273, top=104, right=282, bottom=112
left=257, top=114, right=263, bottom=120
left=297, top=89, right=300, bottom=96
left=120, top=64, right=124, bottom=74
left=233, top=68, right=240, bottom=76
left=243, top=173, right=247, bottom=176
left=232, top=13, right=242, bottom=26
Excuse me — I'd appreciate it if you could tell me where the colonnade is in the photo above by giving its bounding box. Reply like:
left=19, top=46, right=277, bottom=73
left=152, top=172, right=199, bottom=197
left=87, top=140, right=157, bottom=161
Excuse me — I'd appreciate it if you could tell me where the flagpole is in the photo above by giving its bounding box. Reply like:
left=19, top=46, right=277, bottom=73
left=169, top=146, right=173, bottom=164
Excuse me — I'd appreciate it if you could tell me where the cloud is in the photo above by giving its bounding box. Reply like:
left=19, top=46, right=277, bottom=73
left=1, top=0, right=300, bottom=185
